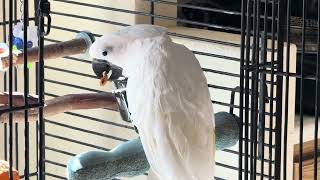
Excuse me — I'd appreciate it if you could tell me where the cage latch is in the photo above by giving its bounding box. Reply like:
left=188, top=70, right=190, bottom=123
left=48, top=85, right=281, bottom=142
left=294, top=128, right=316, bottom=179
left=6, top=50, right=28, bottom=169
left=38, top=0, right=51, bottom=36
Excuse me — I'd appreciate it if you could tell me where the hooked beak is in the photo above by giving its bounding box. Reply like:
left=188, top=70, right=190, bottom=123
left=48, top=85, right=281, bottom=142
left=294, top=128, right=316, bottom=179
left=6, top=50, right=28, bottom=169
left=91, top=58, right=123, bottom=86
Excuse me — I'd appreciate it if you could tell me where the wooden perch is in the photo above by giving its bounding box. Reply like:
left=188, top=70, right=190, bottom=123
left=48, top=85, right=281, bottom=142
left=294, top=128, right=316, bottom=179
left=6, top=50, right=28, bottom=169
left=0, top=92, right=39, bottom=106
left=0, top=32, right=94, bottom=70
left=0, top=92, right=119, bottom=123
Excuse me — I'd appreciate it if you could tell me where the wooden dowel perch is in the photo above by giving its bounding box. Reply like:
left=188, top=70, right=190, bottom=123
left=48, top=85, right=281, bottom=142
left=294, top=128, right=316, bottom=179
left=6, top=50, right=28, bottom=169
left=0, top=32, right=94, bottom=70
left=0, top=92, right=119, bottom=123
left=0, top=92, right=38, bottom=106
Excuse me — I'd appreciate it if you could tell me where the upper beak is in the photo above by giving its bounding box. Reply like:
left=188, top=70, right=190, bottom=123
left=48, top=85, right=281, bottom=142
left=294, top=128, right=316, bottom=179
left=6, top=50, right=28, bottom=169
left=91, top=58, right=123, bottom=86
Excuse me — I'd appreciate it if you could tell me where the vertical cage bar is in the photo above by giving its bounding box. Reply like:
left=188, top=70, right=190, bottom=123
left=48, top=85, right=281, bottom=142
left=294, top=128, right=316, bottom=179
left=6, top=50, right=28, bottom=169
left=36, top=71, right=39, bottom=180
left=2, top=0, right=8, bottom=162
left=244, top=0, right=253, bottom=178
left=13, top=0, right=18, bottom=171
left=299, top=0, right=307, bottom=179
left=250, top=0, right=257, bottom=176
left=250, top=0, right=258, bottom=177
left=14, top=76, right=18, bottom=171
left=260, top=0, right=269, bottom=178
left=253, top=0, right=261, bottom=178
left=274, top=0, right=285, bottom=177
left=33, top=1, right=40, bottom=179
left=8, top=0, right=14, bottom=179
left=315, top=0, right=320, bottom=178
left=268, top=0, right=276, bottom=179
left=239, top=0, right=247, bottom=178
left=283, top=0, right=291, bottom=179
left=269, top=0, right=277, bottom=178
left=37, top=0, right=46, bottom=178
left=23, top=0, right=30, bottom=178
left=150, top=0, right=154, bottom=25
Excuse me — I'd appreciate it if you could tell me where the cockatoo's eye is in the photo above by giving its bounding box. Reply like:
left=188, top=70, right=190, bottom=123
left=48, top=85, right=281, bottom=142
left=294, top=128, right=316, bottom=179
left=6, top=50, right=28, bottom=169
left=102, top=51, right=108, bottom=56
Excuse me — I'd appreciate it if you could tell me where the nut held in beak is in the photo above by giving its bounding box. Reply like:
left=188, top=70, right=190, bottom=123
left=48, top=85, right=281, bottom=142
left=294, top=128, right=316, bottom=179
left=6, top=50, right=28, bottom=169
left=100, top=71, right=109, bottom=86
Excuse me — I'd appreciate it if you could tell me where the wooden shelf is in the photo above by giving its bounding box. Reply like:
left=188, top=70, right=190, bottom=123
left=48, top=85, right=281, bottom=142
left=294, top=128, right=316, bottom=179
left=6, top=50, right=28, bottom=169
left=293, top=139, right=320, bottom=180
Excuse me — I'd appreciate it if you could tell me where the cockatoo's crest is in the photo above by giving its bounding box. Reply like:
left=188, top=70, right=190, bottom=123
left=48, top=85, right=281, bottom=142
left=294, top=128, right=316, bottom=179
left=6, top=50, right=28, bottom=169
left=89, top=24, right=168, bottom=73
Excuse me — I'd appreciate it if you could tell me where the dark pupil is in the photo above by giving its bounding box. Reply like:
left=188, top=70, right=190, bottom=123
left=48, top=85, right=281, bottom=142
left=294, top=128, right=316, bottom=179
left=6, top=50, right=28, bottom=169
left=102, top=51, right=108, bottom=56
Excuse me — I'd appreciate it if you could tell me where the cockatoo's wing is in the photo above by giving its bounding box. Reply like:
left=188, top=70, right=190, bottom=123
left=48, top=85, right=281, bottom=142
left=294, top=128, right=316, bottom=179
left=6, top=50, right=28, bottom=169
left=126, top=35, right=215, bottom=180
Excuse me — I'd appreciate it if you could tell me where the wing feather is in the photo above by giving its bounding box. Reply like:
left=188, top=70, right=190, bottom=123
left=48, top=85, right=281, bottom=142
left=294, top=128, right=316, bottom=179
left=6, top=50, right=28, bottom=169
left=127, top=35, right=215, bottom=180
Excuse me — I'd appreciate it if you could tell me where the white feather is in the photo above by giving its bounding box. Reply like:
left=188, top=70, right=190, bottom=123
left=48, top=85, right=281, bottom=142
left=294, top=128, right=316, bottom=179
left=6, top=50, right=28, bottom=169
left=90, top=24, right=215, bottom=180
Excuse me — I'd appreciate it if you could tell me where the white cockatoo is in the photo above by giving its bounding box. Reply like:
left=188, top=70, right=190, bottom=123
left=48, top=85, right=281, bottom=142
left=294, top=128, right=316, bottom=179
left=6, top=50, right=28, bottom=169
left=89, top=24, right=215, bottom=180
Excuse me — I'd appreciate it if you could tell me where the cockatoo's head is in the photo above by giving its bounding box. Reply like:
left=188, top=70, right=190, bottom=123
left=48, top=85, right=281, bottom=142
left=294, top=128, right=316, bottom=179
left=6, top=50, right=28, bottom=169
left=89, top=24, right=168, bottom=85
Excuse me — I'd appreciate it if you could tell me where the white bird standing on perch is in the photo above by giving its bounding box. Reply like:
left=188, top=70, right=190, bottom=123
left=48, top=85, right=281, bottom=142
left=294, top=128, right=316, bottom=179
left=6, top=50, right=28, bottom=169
left=89, top=24, right=215, bottom=180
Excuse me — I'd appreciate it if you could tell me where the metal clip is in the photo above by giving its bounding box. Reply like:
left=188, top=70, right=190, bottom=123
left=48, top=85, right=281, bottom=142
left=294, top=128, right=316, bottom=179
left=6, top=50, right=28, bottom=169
left=38, top=0, right=51, bottom=36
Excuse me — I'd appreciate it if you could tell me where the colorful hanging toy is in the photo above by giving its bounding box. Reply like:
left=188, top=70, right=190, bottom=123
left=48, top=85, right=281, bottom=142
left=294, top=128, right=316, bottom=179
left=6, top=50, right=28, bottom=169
left=12, top=22, right=38, bottom=50
left=0, top=22, right=38, bottom=69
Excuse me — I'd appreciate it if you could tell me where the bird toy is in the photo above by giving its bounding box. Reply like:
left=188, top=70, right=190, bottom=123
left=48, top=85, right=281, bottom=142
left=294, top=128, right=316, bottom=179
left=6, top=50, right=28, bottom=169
left=12, top=22, right=38, bottom=50
left=0, top=22, right=38, bottom=70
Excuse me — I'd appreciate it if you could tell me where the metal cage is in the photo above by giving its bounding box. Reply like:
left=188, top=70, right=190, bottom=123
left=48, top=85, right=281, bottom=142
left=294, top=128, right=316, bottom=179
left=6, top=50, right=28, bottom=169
left=0, top=0, right=319, bottom=179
